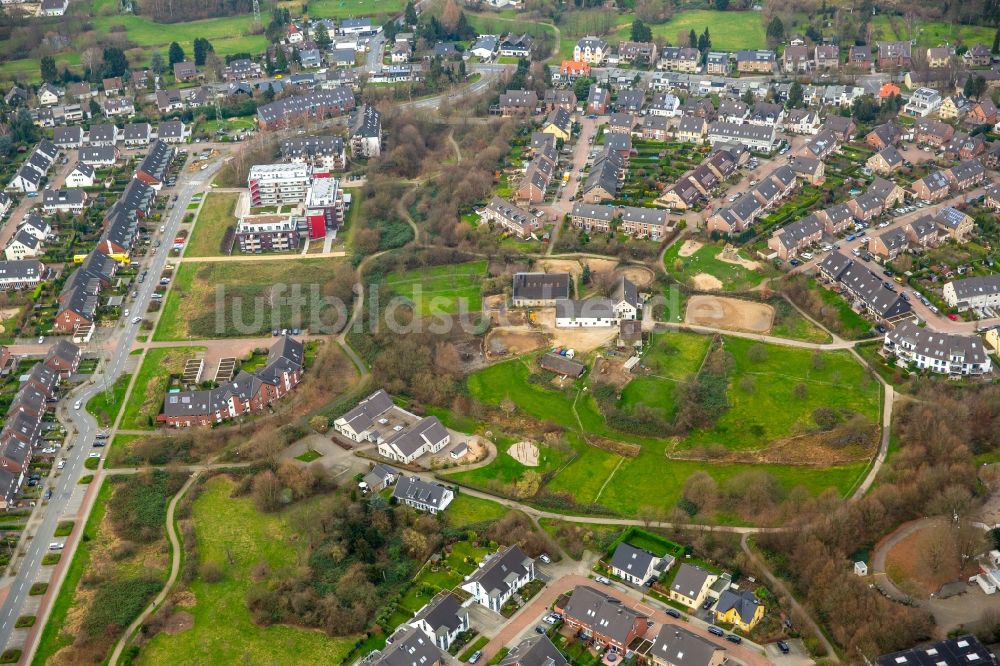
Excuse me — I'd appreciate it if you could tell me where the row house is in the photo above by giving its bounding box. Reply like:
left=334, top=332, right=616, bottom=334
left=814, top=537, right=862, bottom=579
left=705, top=51, right=728, bottom=74
left=798, top=129, right=837, bottom=160
left=123, top=122, right=153, bottom=148
left=0, top=260, right=45, bottom=291
left=641, top=115, right=669, bottom=141
left=557, top=586, right=650, bottom=652
left=784, top=108, right=821, bottom=135
left=135, top=140, right=175, bottom=189
left=788, top=155, right=825, bottom=185
left=256, top=87, right=355, bottom=130
left=818, top=251, right=913, bottom=325
left=616, top=89, right=645, bottom=114
left=865, top=122, right=901, bottom=151
left=53, top=126, right=84, bottom=150
left=823, top=115, right=857, bottom=142
left=768, top=213, right=825, bottom=259
left=570, top=203, right=615, bottom=234
left=915, top=118, right=954, bottom=147
left=648, top=92, right=681, bottom=117
left=580, top=151, right=623, bottom=203
left=543, top=89, right=576, bottom=113
left=736, top=49, right=776, bottom=73
left=619, top=206, right=670, bottom=240
left=866, top=145, right=903, bottom=174
left=912, top=160, right=986, bottom=200
left=943, top=133, right=986, bottom=161
left=161, top=336, right=305, bottom=427
left=42, top=188, right=87, bottom=215
left=224, top=58, right=263, bottom=81
left=516, top=152, right=556, bottom=204
left=884, top=321, right=991, bottom=376
left=706, top=121, right=776, bottom=151
left=707, top=165, right=796, bottom=235
left=498, top=89, right=538, bottom=117
left=587, top=87, right=611, bottom=115
left=481, top=197, right=541, bottom=239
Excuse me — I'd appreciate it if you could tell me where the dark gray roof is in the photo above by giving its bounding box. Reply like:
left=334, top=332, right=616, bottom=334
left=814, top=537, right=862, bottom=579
left=619, top=206, right=666, bottom=228
left=411, top=592, right=467, bottom=637
left=339, top=388, right=394, bottom=433
left=572, top=203, right=616, bottom=222
left=918, top=170, right=951, bottom=192
left=512, top=272, right=570, bottom=301
left=123, top=122, right=152, bottom=141
left=256, top=87, right=354, bottom=124
left=137, top=140, right=174, bottom=182
left=158, top=120, right=185, bottom=139
left=80, top=146, right=117, bottom=163
left=948, top=159, right=985, bottom=183
left=498, top=635, right=568, bottom=666
left=376, top=625, right=445, bottom=666
left=555, top=298, right=616, bottom=320
left=88, top=124, right=117, bottom=143
left=609, top=542, right=661, bottom=578
left=43, top=189, right=85, bottom=207
left=775, top=214, right=824, bottom=248
left=392, top=475, right=451, bottom=510
left=0, top=260, right=44, bottom=281
left=947, top=274, right=1000, bottom=301
left=539, top=352, right=585, bottom=378
left=649, top=624, right=724, bottom=666
left=351, top=104, right=381, bottom=139
left=876, top=635, right=994, bottom=666
left=383, top=416, right=448, bottom=459
left=671, top=564, right=714, bottom=599
left=876, top=145, right=902, bottom=167
left=887, top=321, right=989, bottom=366
left=613, top=276, right=638, bottom=308
left=561, top=586, right=645, bottom=645
left=715, top=589, right=761, bottom=625
left=465, top=545, right=533, bottom=600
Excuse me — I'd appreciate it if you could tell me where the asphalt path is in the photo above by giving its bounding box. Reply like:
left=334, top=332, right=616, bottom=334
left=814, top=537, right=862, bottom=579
left=2, top=155, right=227, bottom=662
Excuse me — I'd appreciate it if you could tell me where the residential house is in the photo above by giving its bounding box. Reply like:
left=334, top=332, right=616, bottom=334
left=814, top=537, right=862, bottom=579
left=768, top=213, right=825, bottom=259
left=542, top=108, right=572, bottom=141
left=392, top=476, right=454, bottom=514
left=570, top=203, right=616, bottom=234
left=377, top=415, right=449, bottom=464
left=966, top=98, right=998, bottom=126
left=158, top=120, right=188, bottom=144
left=80, top=146, right=119, bottom=167
left=643, top=624, right=725, bottom=666
left=361, top=463, right=397, bottom=493
left=784, top=109, right=821, bottom=135
left=904, top=87, right=943, bottom=117
left=37, top=83, right=61, bottom=107
left=815, top=44, right=839, bottom=69
left=944, top=274, right=1000, bottom=310
left=876, top=635, right=996, bottom=666
left=648, top=93, right=680, bottom=117
left=945, top=159, right=987, bottom=192
left=580, top=151, right=622, bottom=203
left=608, top=112, right=633, bottom=135
left=368, top=626, right=446, bottom=666
left=500, top=34, right=533, bottom=59
left=866, top=122, right=901, bottom=150
left=718, top=99, right=749, bottom=124
left=4, top=229, right=42, bottom=260
left=609, top=542, right=672, bottom=585
left=669, top=564, right=719, bottom=609
left=944, top=133, right=986, bottom=160
left=964, top=44, right=992, bottom=67
left=461, top=545, right=535, bottom=612
left=558, top=586, right=650, bottom=651
left=619, top=206, right=669, bottom=240
left=88, top=124, right=119, bottom=146
left=715, top=590, right=765, bottom=632
left=748, top=101, right=784, bottom=127
left=39, top=0, right=68, bottom=15
left=736, top=50, right=776, bottom=73
left=53, top=126, right=84, bottom=150
left=409, top=593, right=470, bottom=652
left=123, top=122, right=152, bottom=148
left=65, top=162, right=95, bottom=188
left=349, top=104, right=382, bottom=158
left=155, top=88, right=185, bottom=114
left=915, top=118, right=954, bottom=147
left=512, top=272, right=571, bottom=307
left=134, top=140, right=174, bottom=189
left=42, top=189, right=87, bottom=214
left=934, top=206, right=975, bottom=241
left=618, top=41, right=657, bottom=66
left=103, top=97, right=134, bottom=118
left=554, top=298, right=618, bottom=327
left=884, top=321, right=991, bottom=375
left=788, top=155, right=825, bottom=185
left=867, top=146, right=903, bottom=174
left=173, top=60, right=197, bottom=81
left=823, top=115, right=856, bottom=141
left=799, top=129, right=837, bottom=160
left=559, top=60, right=591, bottom=80
left=683, top=97, right=715, bottom=119
left=877, top=41, right=912, bottom=68
left=256, top=88, right=355, bottom=130
left=927, top=46, right=953, bottom=68
left=574, top=37, right=608, bottom=64
left=0, top=260, right=45, bottom=291
left=586, top=87, right=610, bottom=115
left=642, top=115, right=670, bottom=141
left=498, top=636, right=568, bottom=666
left=817, top=252, right=913, bottom=324
left=848, top=45, right=873, bottom=69
left=333, top=389, right=395, bottom=442
left=543, top=89, right=576, bottom=113
left=705, top=51, right=729, bottom=74
left=499, top=90, right=539, bottom=116
left=481, top=197, right=540, bottom=239
left=783, top=45, right=811, bottom=73
left=707, top=122, right=776, bottom=151
left=224, top=59, right=263, bottom=81
left=939, top=95, right=972, bottom=120
left=658, top=47, right=700, bottom=73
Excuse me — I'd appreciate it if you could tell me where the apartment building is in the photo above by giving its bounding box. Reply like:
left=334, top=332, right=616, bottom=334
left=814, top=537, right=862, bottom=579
left=248, top=163, right=313, bottom=206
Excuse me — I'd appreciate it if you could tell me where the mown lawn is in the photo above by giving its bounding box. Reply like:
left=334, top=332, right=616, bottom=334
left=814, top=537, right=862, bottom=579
left=155, top=259, right=348, bottom=340
left=613, top=10, right=766, bottom=52
left=137, top=476, right=354, bottom=664
left=91, top=14, right=268, bottom=62
left=120, top=347, right=206, bottom=430
left=467, top=357, right=580, bottom=431
left=384, top=260, right=488, bottom=317
left=300, top=0, right=404, bottom=19
left=663, top=240, right=771, bottom=292
left=871, top=15, right=995, bottom=49
left=444, top=494, right=510, bottom=528
left=446, top=436, right=568, bottom=489
left=185, top=192, right=237, bottom=258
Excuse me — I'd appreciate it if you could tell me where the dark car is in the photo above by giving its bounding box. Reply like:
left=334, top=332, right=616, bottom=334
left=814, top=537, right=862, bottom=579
left=725, top=634, right=742, bottom=644
left=666, top=609, right=681, bottom=618
left=92, top=441, right=105, bottom=447
left=44, top=489, right=52, bottom=500
left=707, top=626, right=724, bottom=637
left=789, top=258, right=801, bottom=266
left=876, top=325, right=887, bottom=333
left=27, top=479, right=38, bottom=487
left=701, top=599, right=713, bottom=610
left=883, top=269, right=893, bottom=277
left=535, top=625, right=546, bottom=634
left=777, top=640, right=790, bottom=654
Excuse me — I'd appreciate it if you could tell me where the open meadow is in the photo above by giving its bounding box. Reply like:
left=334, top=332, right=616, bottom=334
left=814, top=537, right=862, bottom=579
left=185, top=192, right=238, bottom=258
left=384, top=260, right=488, bottom=317
left=154, top=259, right=350, bottom=340
left=137, top=475, right=355, bottom=664
left=120, top=347, right=207, bottom=430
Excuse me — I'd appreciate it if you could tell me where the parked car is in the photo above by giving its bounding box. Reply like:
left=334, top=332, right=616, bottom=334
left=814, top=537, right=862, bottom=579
left=789, top=258, right=800, bottom=266
left=48, top=542, right=64, bottom=550
left=777, top=640, right=790, bottom=654
left=57, top=460, right=65, bottom=469
left=595, top=576, right=611, bottom=585
left=539, top=553, right=552, bottom=564
left=665, top=609, right=681, bottom=619
left=468, top=651, right=482, bottom=664
left=947, top=313, right=959, bottom=321
left=89, top=452, right=101, bottom=459
left=725, top=634, right=742, bottom=644
left=707, top=626, right=724, bottom=637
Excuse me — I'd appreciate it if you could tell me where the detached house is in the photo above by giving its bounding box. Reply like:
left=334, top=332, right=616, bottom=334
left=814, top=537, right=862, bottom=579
left=461, top=545, right=534, bottom=612
left=644, top=624, right=725, bottom=666
left=715, top=589, right=765, bottom=632
left=669, top=564, right=718, bottom=609
left=409, top=593, right=470, bottom=652
left=877, top=41, right=912, bottom=69
left=103, top=97, right=134, bottom=118
left=609, top=542, right=673, bottom=585
left=377, top=416, right=450, bottom=464
left=574, top=37, right=608, bottom=64
left=499, top=90, right=538, bottom=116
left=392, top=476, right=454, bottom=514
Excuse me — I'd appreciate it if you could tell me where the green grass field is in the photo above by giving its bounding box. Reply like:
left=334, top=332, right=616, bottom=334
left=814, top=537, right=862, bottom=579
left=663, top=240, right=771, bottom=292
left=138, top=476, right=354, bottom=664
left=92, top=14, right=268, bottom=63
left=617, top=331, right=711, bottom=421
left=446, top=436, right=571, bottom=490
left=86, top=374, right=132, bottom=428
left=289, top=0, right=404, bottom=19
left=871, top=15, right=995, bottom=50
left=185, top=192, right=237, bottom=258
left=444, top=494, right=509, bottom=527
left=154, top=258, right=348, bottom=340
left=384, top=260, right=488, bottom=317
left=0, top=53, right=81, bottom=84
left=120, top=347, right=206, bottom=430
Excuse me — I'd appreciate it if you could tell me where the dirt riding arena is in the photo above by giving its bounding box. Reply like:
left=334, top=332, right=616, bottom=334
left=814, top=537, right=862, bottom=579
left=678, top=239, right=703, bottom=257
left=508, top=441, right=540, bottom=466
left=691, top=273, right=723, bottom=291
left=535, top=308, right=619, bottom=352
left=539, top=257, right=619, bottom=279
left=618, top=266, right=654, bottom=288
left=485, top=327, right=548, bottom=358
left=685, top=295, right=774, bottom=333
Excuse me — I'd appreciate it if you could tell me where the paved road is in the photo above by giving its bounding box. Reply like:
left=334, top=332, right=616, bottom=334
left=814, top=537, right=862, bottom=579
left=4, top=156, right=228, bottom=664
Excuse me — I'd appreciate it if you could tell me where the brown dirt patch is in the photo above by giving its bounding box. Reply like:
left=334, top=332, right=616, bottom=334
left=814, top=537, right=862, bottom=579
left=163, top=611, right=194, bottom=635
left=685, top=295, right=774, bottom=333
left=691, top=273, right=723, bottom=290
left=593, top=355, right=632, bottom=389
left=678, top=239, right=703, bottom=257
left=538, top=259, right=583, bottom=277
left=172, top=590, right=197, bottom=607
left=618, top=266, right=654, bottom=288
left=885, top=521, right=980, bottom=598
left=483, top=294, right=507, bottom=311
left=508, top=441, right=540, bottom=466
left=535, top=308, right=618, bottom=352
left=465, top=437, right=489, bottom=463
left=716, top=244, right=761, bottom=270
left=485, top=328, right=548, bottom=358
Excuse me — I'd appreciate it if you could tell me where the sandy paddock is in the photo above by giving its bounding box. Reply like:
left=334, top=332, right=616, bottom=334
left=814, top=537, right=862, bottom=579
left=508, top=441, right=540, bottom=466
left=691, top=273, right=723, bottom=290
left=678, top=239, right=703, bottom=257
left=483, top=294, right=507, bottom=311
left=685, top=295, right=774, bottom=333
left=485, top=327, right=548, bottom=357
left=534, top=308, right=619, bottom=352
left=717, top=244, right=761, bottom=270
left=618, top=266, right=654, bottom=288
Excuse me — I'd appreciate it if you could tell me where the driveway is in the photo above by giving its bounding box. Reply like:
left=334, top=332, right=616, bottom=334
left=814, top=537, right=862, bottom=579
left=478, top=574, right=770, bottom=666
left=543, top=114, right=600, bottom=255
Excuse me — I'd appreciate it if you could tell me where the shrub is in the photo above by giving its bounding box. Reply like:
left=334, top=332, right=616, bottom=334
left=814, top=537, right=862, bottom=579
left=29, top=583, right=47, bottom=596
left=14, top=616, right=34, bottom=628
left=200, top=562, right=225, bottom=583
left=81, top=577, right=162, bottom=639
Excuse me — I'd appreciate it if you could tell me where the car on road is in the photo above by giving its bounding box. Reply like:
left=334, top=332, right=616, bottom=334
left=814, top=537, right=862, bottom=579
left=38, top=336, right=44, bottom=344
left=160, top=225, right=165, bottom=232
left=707, top=626, right=724, bottom=637
left=725, top=634, right=742, bottom=644
left=44, top=489, right=52, bottom=500
left=73, top=400, right=82, bottom=410
left=92, top=440, right=105, bottom=447
left=468, top=651, right=482, bottom=664
left=777, top=640, right=790, bottom=654
left=123, top=308, right=129, bottom=317
left=132, top=316, right=142, bottom=324
left=948, top=313, right=959, bottom=321
left=595, top=575, right=611, bottom=584
left=57, top=460, right=65, bottom=469
left=48, top=542, right=64, bottom=550
left=665, top=609, right=681, bottom=618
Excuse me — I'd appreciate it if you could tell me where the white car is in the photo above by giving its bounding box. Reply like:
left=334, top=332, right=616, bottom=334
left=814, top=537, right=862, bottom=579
left=41, top=447, right=56, bottom=454
left=132, top=316, right=142, bottom=324
left=73, top=400, right=82, bottom=410
left=123, top=308, right=129, bottom=317
left=38, top=336, right=44, bottom=344
left=160, top=225, right=166, bottom=232
left=57, top=460, right=66, bottom=469
left=48, top=542, right=64, bottom=551
left=89, top=452, right=101, bottom=459
left=800, top=252, right=813, bottom=260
